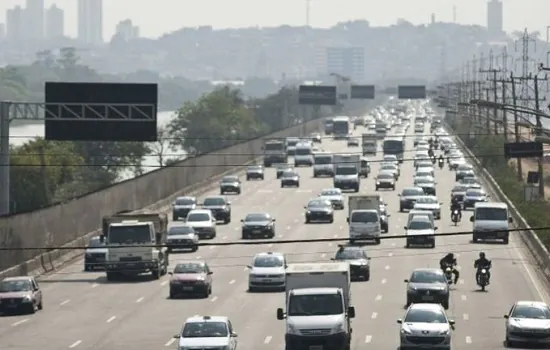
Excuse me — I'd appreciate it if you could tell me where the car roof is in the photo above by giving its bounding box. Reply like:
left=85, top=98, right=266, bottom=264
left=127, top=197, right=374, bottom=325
left=176, top=196, right=196, bottom=200
left=189, top=209, right=212, bottom=215
left=412, top=268, right=442, bottom=274
left=2, top=276, right=32, bottom=282
left=514, top=301, right=550, bottom=308
left=254, top=252, right=284, bottom=259
left=185, top=315, right=229, bottom=323
left=408, top=303, right=445, bottom=312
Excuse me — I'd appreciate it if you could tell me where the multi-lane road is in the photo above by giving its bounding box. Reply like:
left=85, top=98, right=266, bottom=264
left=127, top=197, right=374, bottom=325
left=1, top=119, right=549, bottom=350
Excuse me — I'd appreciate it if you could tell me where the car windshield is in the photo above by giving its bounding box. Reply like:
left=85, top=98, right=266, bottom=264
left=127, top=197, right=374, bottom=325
left=402, top=188, right=423, bottom=196
left=350, top=211, right=378, bottom=223
left=466, top=190, right=484, bottom=197
left=88, top=238, right=104, bottom=247
left=173, top=263, right=206, bottom=274
left=287, top=140, right=298, bottom=146
left=295, top=148, right=311, bottom=155
left=187, top=213, right=210, bottom=222
left=475, top=207, right=507, bottom=221
left=415, top=178, right=433, bottom=184
left=315, top=156, right=332, bottom=164
left=253, top=256, right=284, bottom=267
left=108, top=225, right=151, bottom=244
left=203, top=198, right=225, bottom=206
left=221, top=177, right=238, bottom=183
left=410, top=271, right=446, bottom=283
left=404, top=309, right=447, bottom=323
left=283, top=171, right=298, bottom=177
left=381, top=165, right=395, bottom=170
left=378, top=173, right=393, bottom=179
left=321, top=190, right=340, bottom=196
left=335, top=166, right=357, bottom=175
left=245, top=213, right=270, bottom=222
left=182, top=321, right=228, bottom=338
left=452, top=186, right=467, bottom=192
left=335, top=249, right=366, bottom=260
left=511, top=305, right=550, bottom=319
left=288, top=294, right=344, bottom=316
left=0, top=280, right=32, bottom=292
left=416, top=172, right=430, bottom=178
left=308, top=200, right=330, bottom=208
left=408, top=220, right=433, bottom=230
left=175, top=198, right=195, bottom=205
left=168, top=226, right=194, bottom=235
left=248, top=165, right=262, bottom=171
left=415, top=197, right=437, bottom=204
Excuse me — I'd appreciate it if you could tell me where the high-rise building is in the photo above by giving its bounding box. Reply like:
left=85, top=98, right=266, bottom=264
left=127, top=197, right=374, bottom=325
left=322, top=47, right=365, bottom=82
left=487, top=0, right=503, bottom=36
left=115, top=19, right=140, bottom=41
left=45, top=5, right=64, bottom=39
left=0, top=23, right=5, bottom=40
left=25, top=0, right=44, bottom=39
left=78, top=0, right=103, bottom=45
left=6, top=6, right=24, bottom=42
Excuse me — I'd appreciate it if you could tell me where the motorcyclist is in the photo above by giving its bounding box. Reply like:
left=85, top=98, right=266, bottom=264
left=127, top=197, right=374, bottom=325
left=439, top=253, right=459, bottom=284
left=438, top=154, right=444, bottom=168
left=450, top=196, right=462, bottom=220
left=474, top=252, right=492, bottom=284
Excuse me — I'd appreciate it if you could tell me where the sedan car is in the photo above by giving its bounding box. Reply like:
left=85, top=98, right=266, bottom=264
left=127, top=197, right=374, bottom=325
left=405, top=217, right=437, bottom=248
left=318, top=188, right=344, bottom=209
left=455, top=163, right=475, bottom=181
left=304, top=199, right=334, bottom=223
left=241, top=212, right=276, bottom=239
left=246, top=165, right=264, bottom=180
left=168, top=261, right=213, bottom=298
left=332, top=245, right=370, bottom=281
left=399, top=187, right=425, bottom=212
left=347, top=138, right=360, bottom=147
left=84, top=236, right=107, bottom=271
left=247, top=252, right=286, bottom=291
left=450, top=184, right=468, bottom=203
left=375, top=172, right=396, bottom=191
left=463, top=188, right=488, bottom=209
left=405, top=268, right=450, bottom=309
left=398, top=303, right=454, bottom=349
left=281, top=170, right=300, bottom=187
left=166, top=225, right=199, bottom=252
left=172, top=196, right=197, bottom=221
left=275, top=163, right=293, bottom=178
left=413, top=196, right=442, bottom=219
left=202, top=196, right=231, bottom=224
left=413, top=176, right=437, bottom=196
left=380, top=163, right=400, bottom=178
left=0, top=276, right=43, bottom=314
left=505, top=301, right=550, bottom=347
left=219, top=175, right=241, bottom=194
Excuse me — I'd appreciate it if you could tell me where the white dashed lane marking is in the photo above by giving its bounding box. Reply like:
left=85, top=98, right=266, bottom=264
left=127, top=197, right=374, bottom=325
left=465, top=336, right=472, bottom=344
left=365, top=335, right=372, bottom=343
left=11, top=319, right=28, bottom=327
left=69, top=340, right=82, bottom=348
left=136, top=297, right=144, bottom=303
left=106, top=316, right=116, bottom=323
left=463, top=313, right=469, bottom=320
left=60, top=299, right=70, bottom=306
left=264, top=336, right=272, bottom=344
left=211, top=296, right=218, bottom=302
left=164, top=338, right=176, bottom=347
left=375, top=294, right=382, bottom=301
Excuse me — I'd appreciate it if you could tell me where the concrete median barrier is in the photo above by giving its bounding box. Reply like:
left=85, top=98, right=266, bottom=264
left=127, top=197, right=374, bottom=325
left=0, top=119, right=322, bottom=278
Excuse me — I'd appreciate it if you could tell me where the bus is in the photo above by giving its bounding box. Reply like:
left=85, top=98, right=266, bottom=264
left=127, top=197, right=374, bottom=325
left=383, top=137, right=405, bottom=163
left=332, top=116, right=351, bottom=140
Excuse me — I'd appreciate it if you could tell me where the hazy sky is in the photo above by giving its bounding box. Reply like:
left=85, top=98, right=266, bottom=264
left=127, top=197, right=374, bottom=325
left=0, top=0, right=548, bottom=40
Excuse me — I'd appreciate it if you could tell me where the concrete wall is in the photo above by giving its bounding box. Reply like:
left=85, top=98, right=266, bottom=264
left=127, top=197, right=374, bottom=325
left=0, top=119, right=321, bottom=274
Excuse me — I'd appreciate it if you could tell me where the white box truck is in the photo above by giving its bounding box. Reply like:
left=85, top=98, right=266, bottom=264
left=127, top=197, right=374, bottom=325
left=362, top=133, right=377, bottom=155
left=333, top=154, right=361, bottom=192
left=277, top=262, right=355, bottom=350
left=347, top=195, right=382, bottom=244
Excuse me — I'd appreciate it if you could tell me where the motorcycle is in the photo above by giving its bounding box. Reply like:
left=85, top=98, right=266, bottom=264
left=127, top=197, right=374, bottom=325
left=443, top=265, right=454, bottom=284
left=431, top=156, right=436, bottom=164
left=451, top=210, right=460, bottom=225
left=438, top=159, right=444, bottom=169
left=477, top=268, right=489, bottom=291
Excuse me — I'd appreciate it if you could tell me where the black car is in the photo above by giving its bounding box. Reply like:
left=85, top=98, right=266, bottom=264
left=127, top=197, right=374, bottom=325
left=241, top=212, right=276, bottom=239
left=281, top=170, right=300, bottom=187
left=246, top=165, right=264, bottom=180
left=220, top=175, right=241, bottom=194
left=84, top=236, right=107, bottom=271
left=304, top=199, right=334, bottom=223
left=332, top=245, right=370, bottom=281
left=379, top=204, right=390, bottom=233
left=202, top=196, right=231, bottom=224
left=171, top=196, right=197, bottom=221
left=276, top=164, right=293, bottom=178
left=405, top=268, right=450, bottom=309
left=399, top=187, right=425, bottom=212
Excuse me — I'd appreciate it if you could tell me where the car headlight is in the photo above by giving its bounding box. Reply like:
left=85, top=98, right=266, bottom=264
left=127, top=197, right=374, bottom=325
left=408, top=287, right=417, bottom=292
left=376, top=181, right=380, bottom=185
left=439, top=330, right=449, bottom=335
left=287, top=324, right=298, bottom=334
left=401, top=327, right=412, bottom=335
left=22, top=295, right=32, bottom=302
left=508, top=325, right=520, bottom=331
left=333, top=323, right=345, bottom=333
left=306, top=211, right=311, bottom=215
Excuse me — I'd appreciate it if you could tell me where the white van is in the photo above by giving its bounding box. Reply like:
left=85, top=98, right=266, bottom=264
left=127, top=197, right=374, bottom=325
left=470, top=202, right=513, bottom=244
left=294, top=142, right=314, bottom=166
left=407, top=210, right=435, bottom=227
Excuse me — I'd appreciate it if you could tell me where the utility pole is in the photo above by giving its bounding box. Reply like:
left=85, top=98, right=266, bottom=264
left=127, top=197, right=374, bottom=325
left=480, top=50, right=501, bottom=134
left=534, top=75, right=546, bottom=198
left=511, top=73, right=523, bottom=181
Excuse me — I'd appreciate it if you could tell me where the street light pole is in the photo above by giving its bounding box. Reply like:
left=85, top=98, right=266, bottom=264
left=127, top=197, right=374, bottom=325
left=534, top=75, right=545, bottom=198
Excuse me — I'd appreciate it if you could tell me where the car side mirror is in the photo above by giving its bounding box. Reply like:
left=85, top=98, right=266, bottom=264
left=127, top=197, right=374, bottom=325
left=208, top=271, right=213, bottom=275
left=403, top=226, right=407, bottom=230
left=240, top=219, right=244, bottom=222
left=470, top=216, right=474, bottom=222
left=504, top=315, right=509, bottom=319
left=273, top=218, right=276, bottom=222
left=246, top=265, right=252, bottom=269
left=348, top=306, right=355, bottom=318
left=330, top=258, right=335, bottom=261
left=227, top=201, right=231, bottom=205
left=397, top=319, right=403, bottom=324
left=277, top=308, right=285, bottom=320
left=398, top=194, right=401, bottom=196
left=508, top=217, right=513, bottom=223
left=386, top=214, right=391, bottom=217
left=449, top=319, right=455, bottom=325
left=173, top=334, right=181, bottom=339
left=231, top=332, right=238, bottom=337
left=404, top=279, right=409, bottom=283
left=367, top=257, right=371, bottom=260
left=168, top=272, right=173, bottom=275
left=434, top=227, right=438, bottom=230
left=346, top=218, right=349, bottom=222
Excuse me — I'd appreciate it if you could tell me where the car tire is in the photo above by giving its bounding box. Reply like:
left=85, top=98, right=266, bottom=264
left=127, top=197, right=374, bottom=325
left=246, top=176, right=250, bottom=181
left=242, top=233, right=248, bottom=239
left=329, top=217, right=334, bottom=223
left=169, top=290, right=176, bottom=299
left=442, top=299, right=449, bottom=309
left=374, top=238, right=381, bottom=245
left=191, top=246, right=198, bottom=252
left=172, top=214, right=178, bottom=221
left=364, top=272, right=370, bottom=281
left=375, top=187, right=379, bottom=191
left=260, top=175, right=264, bottom=180
left=38, top=300, right=43, bottom=310
left=84, top=264, right=92, bottom=271
left=296, top=182, right=300, bottom=187
left=236, top=189, right=241, bottom=195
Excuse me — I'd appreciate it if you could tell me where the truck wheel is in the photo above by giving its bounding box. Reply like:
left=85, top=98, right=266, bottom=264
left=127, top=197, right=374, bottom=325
left=106, top=272, right=116, bottom=281
left=172, top=214, right=178, bottom=221
left=191, top=246, right=198, bottom=252
left=225, top=216, right=231, bottom=224
left=152, top=268, right=160, bottom=280
left=503, top=236, right=509, bottom=244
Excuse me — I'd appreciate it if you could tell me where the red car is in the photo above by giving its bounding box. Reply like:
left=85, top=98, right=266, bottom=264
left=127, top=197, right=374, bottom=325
left=0, top=276, right=43, bottom=314
left=169, top=261, right=213, bottom=298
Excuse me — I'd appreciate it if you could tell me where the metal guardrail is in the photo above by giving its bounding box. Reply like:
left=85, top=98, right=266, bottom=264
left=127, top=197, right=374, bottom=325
left=444, top=122, right=550, bottom=279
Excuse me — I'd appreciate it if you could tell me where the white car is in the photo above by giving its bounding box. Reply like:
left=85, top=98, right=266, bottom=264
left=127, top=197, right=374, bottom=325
left=185, top=209, right=217, bottom=239
left=383, top=154, right=398, bottom=166
left=247, top=252, right=286, bottom=292
left=413, top=196, right=442, bottom=219
left=398, top=303, right=454, bottom=349
left=166, top=224, right=199, bottom=252
left=319, top=188, right=345, bottom=209
left=405, top=217, right=437, bottom=248
left=173, top=315, right=238, bottom=350
left=505, top=301, right=550, bottom=347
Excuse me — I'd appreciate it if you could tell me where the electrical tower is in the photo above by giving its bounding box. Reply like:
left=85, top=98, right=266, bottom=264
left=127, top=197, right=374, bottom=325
left=514, top=29, right=537, bottom=103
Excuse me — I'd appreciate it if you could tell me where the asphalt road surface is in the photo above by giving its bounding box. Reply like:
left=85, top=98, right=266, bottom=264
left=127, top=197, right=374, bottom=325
left=1, top=121, right=549, bottom=350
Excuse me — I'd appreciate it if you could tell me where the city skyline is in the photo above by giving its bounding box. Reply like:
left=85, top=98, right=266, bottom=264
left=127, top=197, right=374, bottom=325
left=0, top=0, right=548, bottom=40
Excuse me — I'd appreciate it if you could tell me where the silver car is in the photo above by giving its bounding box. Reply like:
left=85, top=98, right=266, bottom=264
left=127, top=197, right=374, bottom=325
left=398, top=303, right=454, bottom=349
left=319, top=188, right=344, bottom=209
left=505, top=301, right=550, bottom=347
left=413, top=196, right=442, bottom=219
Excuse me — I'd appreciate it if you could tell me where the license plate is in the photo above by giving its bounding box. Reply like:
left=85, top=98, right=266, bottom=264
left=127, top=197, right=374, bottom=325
left=253, top=230, right=262, bottom=234
left=182, top=287, right=193, bottom=291
left=7, top=304, right=17, bottom=308
left=498, top=232, right=506, bottom=237
left=309, top=346, right=323, bottom=350
left=126, top=263, right=135, bottom=267
left=262, top=279, right=272, bottom=282
left=422, top=296, right=434, bottom=301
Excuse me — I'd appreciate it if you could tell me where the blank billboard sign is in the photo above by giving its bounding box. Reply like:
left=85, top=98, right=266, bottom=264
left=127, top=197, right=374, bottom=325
left=44, top=82, right=158, bottom=142
left=504, top=141, right=543, bottom=159
left=398, top=85, right=427, bottom=99
left=350, top=85, right=375, bottom=99
left=298, top=85, right=337, bottom=105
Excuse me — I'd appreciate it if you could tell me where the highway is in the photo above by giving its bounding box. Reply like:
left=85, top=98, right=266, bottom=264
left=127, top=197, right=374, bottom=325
left=1, top=116, right=549, bottom=350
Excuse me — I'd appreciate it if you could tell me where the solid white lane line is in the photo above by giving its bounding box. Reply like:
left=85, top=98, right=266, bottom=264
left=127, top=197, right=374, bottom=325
left=385, top=265, right=390, bottom=270
left=264, top=336, right=272, bottom=344
left=161, top=281, right=169, bottom=286
left=136, top=297, right=144, bottom=303
left=211, top=296, right=218, bottom=302
left=69, top=340, right=82, bottom=348
left=229, top=280, right=235, bottom=284
left=381, top=278, right=387, bottom=284
left=364, top=335, right=372, bottom=343
left=60, top=299, right=70, bottom=306
left=461, top=294, right=467, bottom=301
left=465, top=336, right=472, bottom=344
left=164, top=338, right=176, bottom=347
left=11, top=319, right=28, bottom=326
left=463, top=313, right=469, bottom=320
left=91, top=283, right=99, bottom=288
left=106, top=316, right=116, bottom=323
left=375, top=294, right=382, bottom=301
left=371, top=312, right=378, bottom=319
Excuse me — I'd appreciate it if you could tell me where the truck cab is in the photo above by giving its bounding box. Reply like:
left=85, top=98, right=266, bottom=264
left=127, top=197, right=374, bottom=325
left=347, top=195, right=382, bottom=244
left=263, top=139, right=287, bottom=167
left=333, top=154, right=360, bottom=192
left=470, top=202, right=513, bottom=244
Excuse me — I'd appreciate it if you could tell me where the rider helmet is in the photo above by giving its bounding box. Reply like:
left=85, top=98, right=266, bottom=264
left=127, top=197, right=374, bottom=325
left=479, top=252, right=485, bottom=259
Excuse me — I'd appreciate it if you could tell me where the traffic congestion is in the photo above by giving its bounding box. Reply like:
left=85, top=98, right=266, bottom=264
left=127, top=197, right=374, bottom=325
left=0, top=99, right=548, bottom=350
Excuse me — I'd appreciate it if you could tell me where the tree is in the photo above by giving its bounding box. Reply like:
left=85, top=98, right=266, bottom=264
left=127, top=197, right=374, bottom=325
left=147, top=126, right=171, bottom=168
left=10, top=139, right=85, bottom=212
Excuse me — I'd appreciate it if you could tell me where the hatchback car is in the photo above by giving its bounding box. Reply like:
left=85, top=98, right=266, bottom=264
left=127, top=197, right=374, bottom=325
left=398, top=303, right=454, bottom=349
left=304, top=199, right=334, bottom=223
left=246, top=165, right=264, bottom=180
left=375, top=172, right=396, bottom=191
left=241, top=212, right=276, bottom=239
left=505, top=301, right=550, bottom=347
left=405, top=268, right=450, bottom=309
left=318, top=188, right=344, bottom=209
left=173, top=315, right=238, bottom=350
left=463, top=188, right=488, bottom=209
left=166, top=225, right=199, bottom=252
left=169, top=261, right=213, bottom=298
left=220, top=176, right=241, bottom=195
left=0, top=276, right=43, bottom=314
left=281, top=170, right=300, bottom=187
left=247, top=252, right=286, bottom=291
